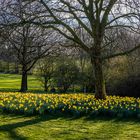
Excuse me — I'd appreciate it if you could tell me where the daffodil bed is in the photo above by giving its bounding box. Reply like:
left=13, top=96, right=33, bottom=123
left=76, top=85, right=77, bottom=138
left=0, top=92, right=140, bottom=118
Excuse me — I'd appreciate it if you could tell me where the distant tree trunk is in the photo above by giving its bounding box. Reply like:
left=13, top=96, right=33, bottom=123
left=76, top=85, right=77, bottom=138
left=63, top=86, right=68, bottom=93
left=20, top=65, right=28, bottom=92
left=0, top=61, right=2, bottom=72
left=15, top=62, right=19, bottom=74
left=72, top=84, right=75, bottom=92
left=6, top=61, right=10, bottom=73
left=44, top=77, right=48, bottom=92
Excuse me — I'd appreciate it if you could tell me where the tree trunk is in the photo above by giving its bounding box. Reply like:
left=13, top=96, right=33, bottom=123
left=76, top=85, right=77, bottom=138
left=20, top=66, right=28, bottom=92
left=44, top=77, right=48, bottom=92
left=91, top=57, right=106, bottom=99
left=6, top=62, right=10, bottom=73
left=15, top=62, right=19, bottom=74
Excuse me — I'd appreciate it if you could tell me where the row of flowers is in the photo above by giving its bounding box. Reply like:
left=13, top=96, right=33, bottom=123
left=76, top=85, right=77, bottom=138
left=0, top=92, right=140, bottom=117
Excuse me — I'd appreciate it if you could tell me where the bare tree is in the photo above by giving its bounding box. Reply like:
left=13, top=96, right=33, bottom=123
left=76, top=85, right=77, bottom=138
left=23, top=0, right=140, bottom=99
left=37, top=56, right=55, bottom=92
left=0, top=0, right=58, bottom=92
left=4, top=25, right=57, bottom=92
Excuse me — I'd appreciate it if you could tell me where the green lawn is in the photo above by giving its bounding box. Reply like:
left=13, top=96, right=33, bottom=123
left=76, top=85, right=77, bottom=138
left=0, top=74, right=43, bottom=92
left=0, top=114, right=140, bottom=140
left=0, top=74, right=140, bottom=140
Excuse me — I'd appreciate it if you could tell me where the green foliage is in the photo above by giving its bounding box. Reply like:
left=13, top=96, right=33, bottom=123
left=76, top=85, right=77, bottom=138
left=78, top=65, right=95, bottom=93
left=36, top=57, right=55, bottom=91
left=110, top=74, right=140, bottom=97
left=105, top=55, right=140, bottom=97
left=54, top=62, right=79, bottom=92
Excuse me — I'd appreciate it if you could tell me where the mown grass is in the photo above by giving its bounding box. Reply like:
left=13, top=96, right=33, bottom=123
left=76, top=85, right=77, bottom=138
left=0, top=113, right=140, bottom=140
left=0, top=74, right=140, bottom=140
left=0, top=74, right=43, bottom=92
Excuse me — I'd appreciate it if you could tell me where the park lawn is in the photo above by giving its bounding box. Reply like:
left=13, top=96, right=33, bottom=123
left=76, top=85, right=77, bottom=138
left=0, top=74, right=43, bottom=92
left=0, top=74, right=140, bottom=140
left=0, top=74, right=79, bottom=93
left=0, top=113, right=140, bottom=140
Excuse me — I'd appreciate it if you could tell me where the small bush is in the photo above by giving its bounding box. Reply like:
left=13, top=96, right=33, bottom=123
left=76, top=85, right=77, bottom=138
left=108, top=75, right=140, bottom=97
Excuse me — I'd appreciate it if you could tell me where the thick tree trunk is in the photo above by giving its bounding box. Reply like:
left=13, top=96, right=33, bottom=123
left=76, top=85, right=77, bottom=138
left=20, top=66, right=28, bottom=92
left=91, top=57, right=106, bottom=99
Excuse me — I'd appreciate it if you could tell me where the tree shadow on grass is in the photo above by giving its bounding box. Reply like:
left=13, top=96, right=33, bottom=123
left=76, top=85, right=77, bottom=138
left=0, top=113, right=139, bottom=140
left=0, top=89, right=82, bottom=94
left=85, top=115, right=140, bottom=122
left=0, top=88, right=19, bottom=92
left=0, top=114, right=62, bottom=140
left=0, top=88, right=47, bottom=94
left=41, top=115, right=140, bottom=140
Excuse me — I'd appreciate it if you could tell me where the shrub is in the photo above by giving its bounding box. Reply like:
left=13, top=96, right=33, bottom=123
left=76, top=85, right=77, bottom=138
left=54, top=63, right=79, bottom=92
left=108, top=75, right=140, bottom=97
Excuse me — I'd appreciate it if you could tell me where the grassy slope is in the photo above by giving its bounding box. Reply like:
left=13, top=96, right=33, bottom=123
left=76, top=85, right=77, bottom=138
left=0, top=74, right=43, bottom=92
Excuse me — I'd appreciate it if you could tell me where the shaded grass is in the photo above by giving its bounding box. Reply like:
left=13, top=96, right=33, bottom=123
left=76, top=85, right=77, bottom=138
left=0, top=113, right=140, bottom=140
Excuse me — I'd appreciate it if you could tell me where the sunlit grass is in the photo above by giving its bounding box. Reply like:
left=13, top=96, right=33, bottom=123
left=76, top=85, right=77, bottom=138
left=0, top=114, right=140, bottom=140
left=0, top=74, right=43, bottom=92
